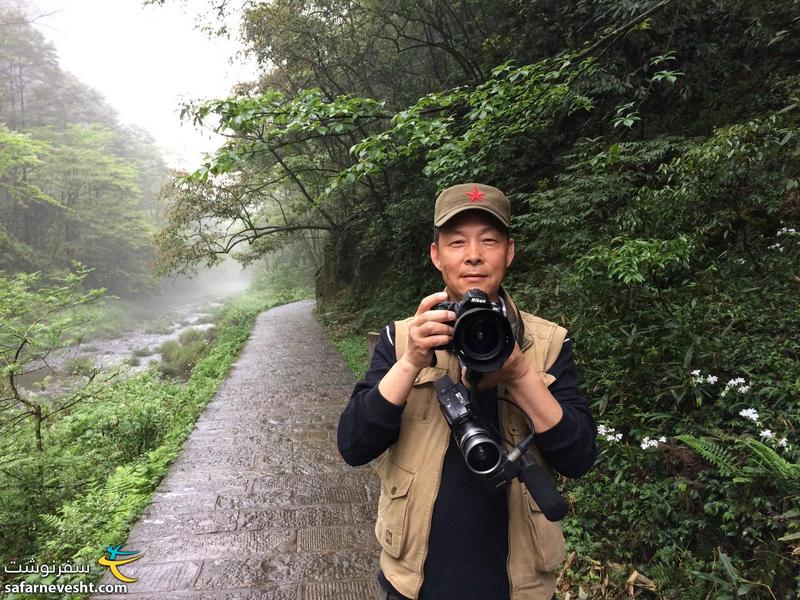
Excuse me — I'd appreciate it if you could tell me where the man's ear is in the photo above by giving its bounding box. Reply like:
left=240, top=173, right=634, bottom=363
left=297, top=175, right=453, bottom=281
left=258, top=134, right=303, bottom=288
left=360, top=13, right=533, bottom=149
left=430, top=242, right=443, bottom=272
left=506, top=238, right=515, bottom=268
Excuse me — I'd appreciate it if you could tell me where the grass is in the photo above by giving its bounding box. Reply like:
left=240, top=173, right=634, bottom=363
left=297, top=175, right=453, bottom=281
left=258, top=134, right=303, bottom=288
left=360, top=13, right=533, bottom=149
left=331, top=333, right=370, bottom=379
left=316, top=305, right=370, bottom=379
left=157, top=336, right=207, bottom=379
left=179, top=328, right=206, bottom=345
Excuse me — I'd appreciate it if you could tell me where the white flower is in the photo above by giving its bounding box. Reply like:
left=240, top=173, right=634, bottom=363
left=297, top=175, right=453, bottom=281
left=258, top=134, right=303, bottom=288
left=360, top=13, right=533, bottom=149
left=691, top=369, right=701, bottom=376
left=777, top=438, right=788, bottom=448
left=706, top=375, right=718, bottom=384
left=739, top=408, right=759, bottom=422
left=640, top=436, right=665, bottom=450
left=598, top=424, right=623, bottom=442
left=777, top=227, right=797, bottom=236
left=725, top=378, right=750, bottom=395
left=759, top=429, right=774, bottom=440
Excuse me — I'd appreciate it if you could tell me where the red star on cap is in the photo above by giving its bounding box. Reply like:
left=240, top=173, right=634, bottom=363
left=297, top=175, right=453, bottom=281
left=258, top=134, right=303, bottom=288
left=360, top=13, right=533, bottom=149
left=466, top=186, right=485, bottom=203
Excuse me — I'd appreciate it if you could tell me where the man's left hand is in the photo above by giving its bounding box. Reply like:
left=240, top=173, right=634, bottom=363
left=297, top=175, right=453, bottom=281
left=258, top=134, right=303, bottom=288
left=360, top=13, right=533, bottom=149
left=461, top=343, right=539, bottom=390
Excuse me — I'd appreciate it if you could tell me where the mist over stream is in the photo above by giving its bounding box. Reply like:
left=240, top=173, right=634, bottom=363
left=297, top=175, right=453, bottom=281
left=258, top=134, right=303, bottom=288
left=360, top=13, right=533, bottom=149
left=20, top=263, right=257, bottom=395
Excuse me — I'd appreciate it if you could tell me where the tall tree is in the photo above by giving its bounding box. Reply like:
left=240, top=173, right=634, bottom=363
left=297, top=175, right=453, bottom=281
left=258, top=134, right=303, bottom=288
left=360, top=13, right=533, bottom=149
left=30, top=124, right=155, bottom=293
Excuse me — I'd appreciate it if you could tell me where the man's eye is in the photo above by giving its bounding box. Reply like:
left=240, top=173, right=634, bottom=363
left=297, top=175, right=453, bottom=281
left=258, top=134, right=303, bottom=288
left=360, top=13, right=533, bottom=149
left=449, top=240, right=465, bottom=246
left=483, top=238, right=497, bottom=245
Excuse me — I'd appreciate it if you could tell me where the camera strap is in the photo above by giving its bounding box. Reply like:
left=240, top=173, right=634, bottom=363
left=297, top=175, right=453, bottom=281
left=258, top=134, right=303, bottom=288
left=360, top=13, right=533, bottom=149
left=498, top=287, right=526, bottom=348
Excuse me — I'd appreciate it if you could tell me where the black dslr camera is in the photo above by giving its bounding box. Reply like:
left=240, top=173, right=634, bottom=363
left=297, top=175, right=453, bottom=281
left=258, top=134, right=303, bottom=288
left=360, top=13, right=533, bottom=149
left=433, top=288, right=515, bottom=373
left=433, top=376, right=568, bottom=522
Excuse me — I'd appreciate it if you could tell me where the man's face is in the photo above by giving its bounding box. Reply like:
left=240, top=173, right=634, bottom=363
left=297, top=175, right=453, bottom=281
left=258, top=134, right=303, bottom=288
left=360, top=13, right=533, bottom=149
left=430, top=210, right=514, bottom=301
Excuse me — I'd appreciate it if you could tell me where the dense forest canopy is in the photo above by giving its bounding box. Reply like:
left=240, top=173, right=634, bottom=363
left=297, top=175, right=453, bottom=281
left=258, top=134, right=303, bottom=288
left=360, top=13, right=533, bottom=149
left=0, top=3, right=169, bottom=294
left=154, top=0, right=799, bottom=595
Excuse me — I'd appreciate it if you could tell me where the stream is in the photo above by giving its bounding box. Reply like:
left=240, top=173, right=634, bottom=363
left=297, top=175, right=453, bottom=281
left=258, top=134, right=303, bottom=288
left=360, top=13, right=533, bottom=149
left=18, top=294, right=229, bottom=395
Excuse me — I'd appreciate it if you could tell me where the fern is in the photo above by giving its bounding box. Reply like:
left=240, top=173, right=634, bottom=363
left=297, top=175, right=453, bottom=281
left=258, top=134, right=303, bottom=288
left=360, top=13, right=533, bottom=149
left=678, top=434, right=800, bottom=493
left=738, top=438, right=800, bottom=491
left=676, top=434, right=740, bottom=475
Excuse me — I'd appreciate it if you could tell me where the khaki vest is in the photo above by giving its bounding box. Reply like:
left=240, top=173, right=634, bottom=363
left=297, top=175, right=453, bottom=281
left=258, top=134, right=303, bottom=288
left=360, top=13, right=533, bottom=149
left=375, top=296, right=568, bottom=599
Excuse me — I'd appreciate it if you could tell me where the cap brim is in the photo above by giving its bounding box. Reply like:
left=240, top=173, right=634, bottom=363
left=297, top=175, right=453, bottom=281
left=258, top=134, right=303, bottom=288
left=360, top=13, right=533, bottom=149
left=434, top=205, right=510, bottom=228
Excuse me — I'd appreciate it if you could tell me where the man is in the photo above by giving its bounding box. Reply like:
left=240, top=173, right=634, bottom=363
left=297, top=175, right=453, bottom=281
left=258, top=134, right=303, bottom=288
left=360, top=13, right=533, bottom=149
left=337, top=183, right=597, bottom=600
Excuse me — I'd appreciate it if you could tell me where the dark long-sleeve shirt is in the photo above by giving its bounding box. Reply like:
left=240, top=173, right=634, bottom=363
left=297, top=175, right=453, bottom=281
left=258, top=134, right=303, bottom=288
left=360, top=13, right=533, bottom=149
left=337, top=323, right=597, bottom=600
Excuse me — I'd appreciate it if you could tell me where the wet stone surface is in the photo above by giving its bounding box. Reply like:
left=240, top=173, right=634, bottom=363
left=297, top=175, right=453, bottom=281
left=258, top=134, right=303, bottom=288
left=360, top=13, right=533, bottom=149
left=93, top=300, right=379, bottom=599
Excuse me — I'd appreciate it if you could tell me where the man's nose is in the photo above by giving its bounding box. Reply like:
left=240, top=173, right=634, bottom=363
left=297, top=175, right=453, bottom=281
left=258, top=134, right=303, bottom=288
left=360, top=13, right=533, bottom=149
left=465, top=241, right=483, bottom=264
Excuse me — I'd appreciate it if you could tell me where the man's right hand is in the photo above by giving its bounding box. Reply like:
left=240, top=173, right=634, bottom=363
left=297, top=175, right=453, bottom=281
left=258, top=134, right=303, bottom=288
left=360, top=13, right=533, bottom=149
left=378, top=291, right=456, bottom=407
left=402, top=291, right=456, bottom=370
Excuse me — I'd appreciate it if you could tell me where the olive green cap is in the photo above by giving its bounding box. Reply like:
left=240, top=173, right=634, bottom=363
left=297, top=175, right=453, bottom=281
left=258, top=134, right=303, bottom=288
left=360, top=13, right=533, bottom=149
left=434, top=183, right=511, bottom=228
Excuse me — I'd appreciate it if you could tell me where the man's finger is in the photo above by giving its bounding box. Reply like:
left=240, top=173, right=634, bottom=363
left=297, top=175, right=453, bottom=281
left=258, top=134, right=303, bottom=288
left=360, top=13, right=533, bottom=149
left=413, top=321, right=453, bottom=339
left=415, top=291, right=449, bottom=316
left=420, top=309, right=457, bottom=324
left=417, top=334, right=451, bottom=350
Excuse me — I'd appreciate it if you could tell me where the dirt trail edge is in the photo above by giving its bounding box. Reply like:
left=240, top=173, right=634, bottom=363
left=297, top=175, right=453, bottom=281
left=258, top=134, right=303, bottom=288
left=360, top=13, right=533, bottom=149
left=94, top=300, right=379, bottom=600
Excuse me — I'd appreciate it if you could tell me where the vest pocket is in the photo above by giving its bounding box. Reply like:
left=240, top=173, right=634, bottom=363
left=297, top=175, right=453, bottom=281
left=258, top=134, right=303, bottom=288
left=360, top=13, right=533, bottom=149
left=375, top=457, right=415, bottom=558
left=526, top=493, right=566, bottom=573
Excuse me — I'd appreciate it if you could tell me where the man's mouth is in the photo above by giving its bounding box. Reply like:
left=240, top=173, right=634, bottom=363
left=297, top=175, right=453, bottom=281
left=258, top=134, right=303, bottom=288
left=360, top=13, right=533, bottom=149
left=462, top=274, right=487, bottom=280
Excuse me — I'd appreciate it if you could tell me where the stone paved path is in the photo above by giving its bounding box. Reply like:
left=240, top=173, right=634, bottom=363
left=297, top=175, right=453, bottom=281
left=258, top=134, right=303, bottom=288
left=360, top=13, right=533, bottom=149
left=95, top=300, right=379, bottom=600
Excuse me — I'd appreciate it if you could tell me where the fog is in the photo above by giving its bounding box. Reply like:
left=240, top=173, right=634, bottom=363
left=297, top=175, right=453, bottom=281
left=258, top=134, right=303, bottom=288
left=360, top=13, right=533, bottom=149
left=153, top=260, right=257, bottom=304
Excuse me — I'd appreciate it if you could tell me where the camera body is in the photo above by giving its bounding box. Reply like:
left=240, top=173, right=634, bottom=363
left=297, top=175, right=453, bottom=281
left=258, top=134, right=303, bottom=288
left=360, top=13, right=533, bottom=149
left=433, top=288, right=515, bottom=373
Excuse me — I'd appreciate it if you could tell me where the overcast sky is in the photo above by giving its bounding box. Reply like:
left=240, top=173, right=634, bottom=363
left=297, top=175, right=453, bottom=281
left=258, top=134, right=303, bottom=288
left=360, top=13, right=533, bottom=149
left=31, top=0, right=258, bottom=170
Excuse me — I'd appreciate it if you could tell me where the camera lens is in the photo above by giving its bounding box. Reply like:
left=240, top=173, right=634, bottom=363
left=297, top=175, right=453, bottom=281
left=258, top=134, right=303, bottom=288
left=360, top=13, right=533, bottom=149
left=464, top=316, right=501, bottom=357
left=466, top=441, right=501, bottom=474
left=459, top=427, right=502, bottom=475
left=452, top=308, right=514, bottom=372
